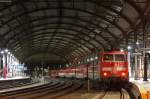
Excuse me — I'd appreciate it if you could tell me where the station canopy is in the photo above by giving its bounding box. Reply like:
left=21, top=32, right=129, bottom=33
left=0, top=0, right=149, bottom=65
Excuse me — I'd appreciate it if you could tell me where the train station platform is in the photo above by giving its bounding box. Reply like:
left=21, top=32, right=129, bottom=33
left=0, top=76, right=30, bottom=81
left=0, top=77, right=48, bottom=93
left=130, top=78, right=150, bottom=99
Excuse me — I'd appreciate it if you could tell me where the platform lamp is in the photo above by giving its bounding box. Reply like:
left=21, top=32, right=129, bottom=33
left=94, top=56, right=98, bottom=79
left=74, top=58, right=78, bottom=78
left=90, top=57, right=94, bottom=81
left=127, top=45, right=132, bottom=78
left=86, top=58, right=90, bottom=92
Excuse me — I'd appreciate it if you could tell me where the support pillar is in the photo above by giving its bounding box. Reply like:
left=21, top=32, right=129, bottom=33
left=3, top=53, right=7, bottom=79
left=143, top=24, right=148, bottom=81
left=134, top=53, right=142, bottom=80
left=143, top=53, right=148, bottom=81
left=135, top=54, right=138, bottom=80
left=0, top=54, right=3, bottom=77
left=87, top=62, right=90, bottom=92
left=92, top=60, right=94, bottom=81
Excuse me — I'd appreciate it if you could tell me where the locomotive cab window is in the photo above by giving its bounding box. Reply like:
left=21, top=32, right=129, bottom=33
left=103, top=54, right=113, bottom=61
left=114, top=54, right=126, bottom=62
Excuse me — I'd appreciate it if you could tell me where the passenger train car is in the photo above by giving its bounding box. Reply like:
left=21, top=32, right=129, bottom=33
left=50, top=51, right=129, bottom=82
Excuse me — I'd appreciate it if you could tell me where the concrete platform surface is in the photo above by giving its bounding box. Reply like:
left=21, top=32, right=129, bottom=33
left=130, top=78, right=150, bottom=99
left=56, top=88, right=130, bottom=99
left=0, top=76, right=29, bottom=81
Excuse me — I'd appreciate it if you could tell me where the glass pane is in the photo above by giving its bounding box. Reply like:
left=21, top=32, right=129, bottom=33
left=103, top=54, right=113, bottom=61
left=115, top=54, right=125, bottom=61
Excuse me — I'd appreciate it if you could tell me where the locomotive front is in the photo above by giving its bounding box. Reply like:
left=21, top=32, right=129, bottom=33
left=100, top=51, right=129, bottom=82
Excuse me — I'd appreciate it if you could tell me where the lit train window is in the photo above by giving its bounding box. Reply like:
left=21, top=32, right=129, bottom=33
left=115, top=54, right=125, bottom=61
left=103, top=54, right=113, bottom=61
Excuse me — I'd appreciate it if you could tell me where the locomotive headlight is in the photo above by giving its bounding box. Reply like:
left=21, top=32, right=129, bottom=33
left=103, top=72, right=107, bottom=76
left=121, top=72, right=126, bottom=76
left=116, top=66, right=126, bottom=71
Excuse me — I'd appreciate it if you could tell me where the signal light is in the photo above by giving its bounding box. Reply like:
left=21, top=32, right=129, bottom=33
left=103, top=72, right=107, bottom=76
left=121, top=72, right=125, bottom=76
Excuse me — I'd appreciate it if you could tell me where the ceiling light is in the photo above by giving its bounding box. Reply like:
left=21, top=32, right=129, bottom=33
left=95, top=56, right=98, bottom=60
left=1, top=51, right=4, bottom=54
left=127, top=46, right=131, bottom=50
left=90, top=58, right=93, bottom=61
left=87, top=59, right=89, bottom=62
left=120, top=49, right=124, bottom=52
left=136, top=41, right=139, bottom=45
left=4, top=49, right=8, bottom=53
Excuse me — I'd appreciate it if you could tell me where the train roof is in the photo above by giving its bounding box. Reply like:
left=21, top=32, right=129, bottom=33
left=100, top=51, right=128, bottom=54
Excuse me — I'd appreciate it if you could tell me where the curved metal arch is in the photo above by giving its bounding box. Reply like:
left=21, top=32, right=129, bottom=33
left=14, top=42, right=87, bottom=63
left=10, top=36, right=94, bottom=57
left=90, top=0, right=133, bottom=25
left=30, top=45, right=83, bottom=56
left=7, top=22, right=107, bottom=50
left=12, top=35, right=88, bottom=52
left=0, top=0, right=122, bottom=19
left=32, top=44, right=87, bottom=60
left=13, top=41, right=65, bottom=53
left=0, top=0, right=132, bottom=32
left=31, top=33, right=75, bottom=39
left=23, top=51, right=70, bottom=63
left=29, top=32, right=101, bottom=52
left=1, top=6, right=125, bottom=39
left=12, top=27, right=104, bottom=48
left=27, top=32, right=87, bottom=46
left=125, top=0, right=142, bottom=15
left=9, top=27, right=101, bottom=53
left=24, top=49, right=79, bottom=64
left=0, top=0, right=144, bottom=55
left=31, top=36, right=92, bottom=55
left=4, top=17, right=115, bottom=51
left=32, top=40, right=93, bottom=56
left=3, top=14, right=118, bottom=43
left=12, top=35, right=92, bottom=56
left=13, top=38, right=89, bottom=57
left=30, top=43, right=85, bottom=58
left=31, top=42, right=67, bottom=50
left=68, top=51, right=85, bottom=61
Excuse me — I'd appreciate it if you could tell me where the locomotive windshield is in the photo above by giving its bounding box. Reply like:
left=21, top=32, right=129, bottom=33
left=115, top=54, right=126, bottom=61
left=103, top=54, right=126, bottom=62
left=103, top=54, right=113, bottom=61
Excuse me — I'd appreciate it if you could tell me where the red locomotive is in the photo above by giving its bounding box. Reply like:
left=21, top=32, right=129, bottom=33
left=100, top=51, right=129, bottom=82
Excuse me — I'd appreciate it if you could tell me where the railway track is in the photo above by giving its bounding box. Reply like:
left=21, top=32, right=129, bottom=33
left=0, top=78, right=83, bottom=99
left=97, top=89, right=128, bottom=99
left=100, top=82, right=141, bottom=99
left=94, top=82, right=127, bottom=99
left=0, top=78, right=35, bottom=90
left=0, top=81, right=37, bottom=90
left=88, top=81, right=138, bottom=99
left=0, top=78, right=140, bottom=99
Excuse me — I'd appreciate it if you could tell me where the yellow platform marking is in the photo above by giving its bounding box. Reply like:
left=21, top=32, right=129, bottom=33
left=92, top=94, right=102, bottom=99
left=136, top=84, right=148, bottom=99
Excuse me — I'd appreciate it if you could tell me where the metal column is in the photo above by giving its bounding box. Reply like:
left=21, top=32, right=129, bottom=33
left=143, top=24, right=148, bottom=81
left=86, top=62, right=90, bottom=92
left=92, top=60, right=94, bottom=81
left=3, top=53, right=7, bottom=79
left=0, top=54, right=3, bottom=77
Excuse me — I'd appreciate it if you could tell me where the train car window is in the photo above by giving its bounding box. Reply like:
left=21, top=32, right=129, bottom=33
left=103, top=54, right=113, bottom=61
left=115, top=54, right=125, bottom=61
